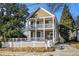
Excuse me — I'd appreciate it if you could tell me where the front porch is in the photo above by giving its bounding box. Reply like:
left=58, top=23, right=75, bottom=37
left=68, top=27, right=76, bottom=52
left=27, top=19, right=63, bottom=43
left=2, top=38, right=53, bottom=48
left=30, top=30, right=54, bottom=42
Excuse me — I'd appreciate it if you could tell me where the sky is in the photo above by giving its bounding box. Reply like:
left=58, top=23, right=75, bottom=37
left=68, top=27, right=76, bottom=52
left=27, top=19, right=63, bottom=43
left=26, top=3, right=79, bottom=22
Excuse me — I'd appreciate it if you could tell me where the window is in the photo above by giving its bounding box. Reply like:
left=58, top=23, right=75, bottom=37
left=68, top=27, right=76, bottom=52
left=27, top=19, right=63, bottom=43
left=46, top=31, right=53, bottom=40
left=45, top=18, right=52, bottom=24
left=31, top=32, right=35, bottom=37
left=37, top=31, right=40, bottom=37
left=37, top=31, right=43, bottom=37
left=37, top=21, right=43, bottom=24
left=37, top=21, right=40, bottom=24
left=45, top=20, right=52, bottom=23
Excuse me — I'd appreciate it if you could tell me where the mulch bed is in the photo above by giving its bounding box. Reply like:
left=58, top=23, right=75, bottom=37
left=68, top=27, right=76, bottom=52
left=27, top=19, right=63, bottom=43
left=0, top=47, right=55, bottom=52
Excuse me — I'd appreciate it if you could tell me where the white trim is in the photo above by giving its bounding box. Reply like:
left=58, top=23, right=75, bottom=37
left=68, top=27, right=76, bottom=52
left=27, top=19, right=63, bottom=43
left=27, top=7, right=55, bottom=19
left=40, top=7, right=55, bottom=17
left=26, top=7, right=40, bottom=19
left=29, top=16, right=54, bottom=21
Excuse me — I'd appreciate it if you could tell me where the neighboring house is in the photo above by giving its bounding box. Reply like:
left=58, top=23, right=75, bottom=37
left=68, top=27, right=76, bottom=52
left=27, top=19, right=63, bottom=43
left=76, top=16, right=79, bottom=41
left=77, top=28, right=79, bottom=41
left=27, top=7, right=59, bottom=45
left=69, top=29, right=77, bottom=41
left=2, top=7, right=59, bottom=48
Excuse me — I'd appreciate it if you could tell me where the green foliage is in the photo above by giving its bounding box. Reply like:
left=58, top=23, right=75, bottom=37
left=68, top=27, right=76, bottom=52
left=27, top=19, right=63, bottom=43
left=76, top=15, right=79, bottom=28
left=60, top=5, right=75, bottom=42
left=0, top=3, right=29, bottom=41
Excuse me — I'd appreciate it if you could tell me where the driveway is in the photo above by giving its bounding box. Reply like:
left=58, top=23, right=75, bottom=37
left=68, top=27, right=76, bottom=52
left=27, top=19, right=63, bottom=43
left=52, top=44, right=79, bottom=56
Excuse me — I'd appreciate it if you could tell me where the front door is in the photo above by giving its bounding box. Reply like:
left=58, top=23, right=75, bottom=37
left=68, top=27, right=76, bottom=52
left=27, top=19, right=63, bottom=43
left=46, top=31, right=53, bottom=40
left=37, top=31, right=43, bottom=41
left=48, top=32, right=53, bottom=40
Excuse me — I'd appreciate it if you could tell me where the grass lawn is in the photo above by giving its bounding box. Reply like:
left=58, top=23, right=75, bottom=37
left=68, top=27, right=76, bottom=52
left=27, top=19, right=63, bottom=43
left=0, top=47, right=55, bottom=52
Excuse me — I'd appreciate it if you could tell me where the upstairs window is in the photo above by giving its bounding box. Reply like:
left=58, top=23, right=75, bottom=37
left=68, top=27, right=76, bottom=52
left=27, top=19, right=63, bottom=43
left=45, top=18, right=52, bottom=24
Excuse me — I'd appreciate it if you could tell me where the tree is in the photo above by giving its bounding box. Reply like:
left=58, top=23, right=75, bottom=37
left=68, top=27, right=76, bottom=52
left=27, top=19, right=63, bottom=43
left=76, top=16, right=79, bottom=28
left=60, top=5, right=75, bottom=42
left=0, top=3, right=29, bottom=41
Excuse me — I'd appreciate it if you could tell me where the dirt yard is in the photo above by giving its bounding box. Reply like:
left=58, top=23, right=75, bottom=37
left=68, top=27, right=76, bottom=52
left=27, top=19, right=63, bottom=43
left=0, top=47, right=55, bottom=52
left=0, top=47, right=55, bottom=56
left=69, top=41, right=79, bottom=49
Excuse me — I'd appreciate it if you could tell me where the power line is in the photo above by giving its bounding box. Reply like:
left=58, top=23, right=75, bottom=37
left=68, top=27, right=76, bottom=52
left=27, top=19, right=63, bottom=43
left=26, top=3, right=40, bottom=7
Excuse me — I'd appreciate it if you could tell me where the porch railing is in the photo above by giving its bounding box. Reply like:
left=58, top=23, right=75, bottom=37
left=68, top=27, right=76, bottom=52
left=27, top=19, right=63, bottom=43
left=7, top=38, right=27, bottom=42
left=30, top=37, right=45, bottom=41
left=28, top=23, right=53, bottom=30
left=7, top=37, right=45, bottom=42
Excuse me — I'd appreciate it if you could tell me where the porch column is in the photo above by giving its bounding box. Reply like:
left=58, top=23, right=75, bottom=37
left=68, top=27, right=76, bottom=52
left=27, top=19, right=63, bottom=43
left=35, top=18, right=37, bottom=41
left=43, top=18, right=45, bottom=41
left=52, top=17, right=55, bottom=45
left=27, top=20, right=30, bottom=40
left=29, top=20, right=31, bottom=41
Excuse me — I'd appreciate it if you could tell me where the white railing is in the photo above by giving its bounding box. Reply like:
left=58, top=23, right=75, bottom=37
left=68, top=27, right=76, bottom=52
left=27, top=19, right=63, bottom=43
left=45, top=24, right=53, bottom=28
left=7, top=38, right=27, bottom=42
left=2, top=41, right=46, bottom=48
left=36, top=37, right=45, bottom=41
left=28, top=23, right=53, bottom=30
left=37, top=24, right=44, bottom=28
left=28, top=25, right=35, bottom=30
left=7, top=37, right=45, bottom=42
left=30, top=37, right=44, bottom=41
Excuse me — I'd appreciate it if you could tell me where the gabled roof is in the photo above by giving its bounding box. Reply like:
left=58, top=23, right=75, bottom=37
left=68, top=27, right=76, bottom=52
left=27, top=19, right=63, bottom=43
left=27, top=7, right=55, bottom=19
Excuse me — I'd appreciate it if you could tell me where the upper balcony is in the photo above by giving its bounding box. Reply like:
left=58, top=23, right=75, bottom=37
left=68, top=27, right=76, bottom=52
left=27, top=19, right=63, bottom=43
left=27, top=17, right=54, bottom=30
left=28, top=23, right=54, bottom=30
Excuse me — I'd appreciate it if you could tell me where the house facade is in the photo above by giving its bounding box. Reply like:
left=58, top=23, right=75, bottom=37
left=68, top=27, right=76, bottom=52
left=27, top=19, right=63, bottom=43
left=27, top=7, right=59, bottom=45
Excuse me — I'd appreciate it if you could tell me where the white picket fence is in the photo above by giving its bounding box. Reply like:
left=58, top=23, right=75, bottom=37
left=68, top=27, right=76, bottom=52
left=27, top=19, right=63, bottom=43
left=2, top=41, right=46, bottom=48
left=2, top=38, right=53, bottom=48
left=2, top=38, right=52, bottom=48
left=7, top=38, right=28, bottom=42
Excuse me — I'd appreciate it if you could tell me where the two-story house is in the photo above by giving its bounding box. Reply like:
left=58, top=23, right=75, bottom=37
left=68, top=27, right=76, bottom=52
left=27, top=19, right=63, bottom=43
left=26, top=7, right=59, bottom=46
